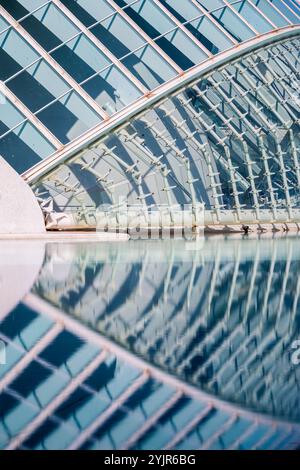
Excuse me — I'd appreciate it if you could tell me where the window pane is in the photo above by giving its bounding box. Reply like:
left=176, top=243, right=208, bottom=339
left=0, top=14, right=8, bottom=32
left=188, top=15, right=234, bottom=53
left=160, top=0, right=201, bottom=21
left=52, top=34, right=111, bottom=83
left=269, top=0, right=300, bottom=22
left=60, top=0, right=177, bottom=87
left=211, top=6, right=255, bottom=42
left=122, top=44, right=177, bottom=88
left=0, top=0, right=50, bottom=20
left=0, top=27, right=39, bottom=81
left=60, top=0, right=115, bottom=27
left=92, top=13, right=145, bottom=59
left=36, top=90, right=101, bottom=143
left=7, top=60, right=70, bottom=113
left=0, top=95, right=25, bottom=133
left=83, top=65, right=142, bottom=114
left=16, top=4, right=143, bottom=114
left=93, top=12, right=179, bottom=80
left=196, top=0, right=225, bottom=9
left=282, top=0, right=300, bottom=18
left=161, top=0, right=235, bottom=50
left=115, top=0, right=208, bottom=69
left=20, top=2, right=79, bottom=51
left=249, top=0, right=290, bottom=27
left=3, top=39, right=102, bottom=143
left=230, top=0, right=274, bottom=33
left=0, top=100, right=56, bottom=172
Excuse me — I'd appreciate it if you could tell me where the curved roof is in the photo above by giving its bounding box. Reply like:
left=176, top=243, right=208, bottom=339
left=0, top=0, right=300, bottom=175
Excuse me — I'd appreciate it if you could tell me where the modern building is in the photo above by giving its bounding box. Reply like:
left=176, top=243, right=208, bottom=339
left=2, top=1, right=300, bottom=451
left=1, top=0, right=300, bottom=232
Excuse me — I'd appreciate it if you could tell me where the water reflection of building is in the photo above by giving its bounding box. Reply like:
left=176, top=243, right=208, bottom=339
left=1, top=238, right=299, bottom=450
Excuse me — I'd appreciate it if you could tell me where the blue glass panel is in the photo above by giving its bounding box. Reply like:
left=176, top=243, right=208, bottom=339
left=269, top=0, right=300, bottom=22
left=238, top=424, right=270, bottom=449
left=188, top=15, right=234, bottom=53
left=0, top=344, right=23, bottom=379
left=282, top=0, right=300, bottom=19
left=8, top=60, right=70, bottom=113
left=210, top=418, right=251, bottom=449
left=230, top=0, right=274, bottom=33
left=0, top=27, right=39, bottom=81
left=161, top=0, right=202, bottom=21
left=114, top=0, right=208, bottom=69
left=0, top=304, right=40, bottom=339
left=250, top=0, right=290, bottom=26
left=4, top=395, right=39, bottom=436
left=0, top=0, right=50, bottom=20
left=210, top=6, right=255, bottom=42
left=0, top=96, right=26, bottom=133
left=60, top=0, right=177, bottom=88
left=196, top=0, right=225, bottom=9
left=36, top=90, right=101, bottom=143
left=21, top=3, right=80, bottom=51
left=20, top=316, right=54, bottom=350
left=14, top=3, right=143, bottom=111
left=161, top=0, right=236, bottom=50
left=137, top=397, right=206, bottom=450
left=36, top=420, right=78, bottom=450
left=257, top=430, right=284, bottom=449
left=0, top=99, right=56, bottom=172
left=0, top=14, right=8, bottom=32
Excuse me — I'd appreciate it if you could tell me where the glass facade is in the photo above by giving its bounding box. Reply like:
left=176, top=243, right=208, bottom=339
left=0, top=0, right=299, bottom=229
left=0, top=0, right=298, bottom=176
left=33, top=34, right=300, bottom=228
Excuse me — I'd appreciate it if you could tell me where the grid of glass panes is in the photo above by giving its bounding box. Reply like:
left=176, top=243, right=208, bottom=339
left=0, top=0, right=299, bottom=174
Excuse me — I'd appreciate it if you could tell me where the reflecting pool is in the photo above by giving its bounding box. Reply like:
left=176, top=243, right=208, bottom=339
left=1, top=235, right=300, bottom=450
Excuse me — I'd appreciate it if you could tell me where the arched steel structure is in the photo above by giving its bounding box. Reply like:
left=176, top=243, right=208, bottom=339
left=32, top=32, right=300, bottom=229
left=1, top=1, right=300, bottom=228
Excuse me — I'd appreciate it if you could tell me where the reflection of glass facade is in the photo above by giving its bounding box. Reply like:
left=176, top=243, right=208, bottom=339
left=1, top=1, right=300, bottom=226
left=2, top=237, right=300, bottom=450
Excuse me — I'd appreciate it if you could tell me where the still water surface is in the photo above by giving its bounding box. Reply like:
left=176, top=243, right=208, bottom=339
left=1, top=235, right=300, bottom=450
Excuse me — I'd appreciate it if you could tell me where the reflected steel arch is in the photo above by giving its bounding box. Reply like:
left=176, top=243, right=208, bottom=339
left=30, top=239, right=300, bottom=438
left=1, top=238, right=300, bottom=449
